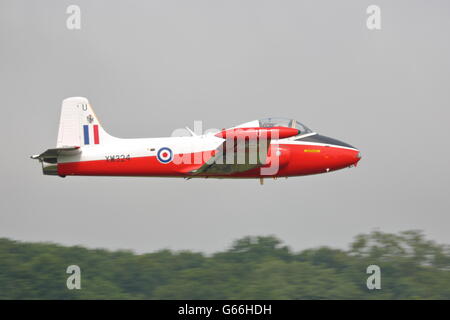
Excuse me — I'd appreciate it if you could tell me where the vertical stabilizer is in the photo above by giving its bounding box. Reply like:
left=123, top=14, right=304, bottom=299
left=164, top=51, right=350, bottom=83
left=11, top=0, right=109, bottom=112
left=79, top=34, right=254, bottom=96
left=56, top=97, right=115, bottom=147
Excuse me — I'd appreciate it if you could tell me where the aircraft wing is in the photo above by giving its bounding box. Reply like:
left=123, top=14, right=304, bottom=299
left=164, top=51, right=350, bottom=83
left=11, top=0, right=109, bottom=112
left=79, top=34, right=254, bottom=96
left=190, top=138, right=271, bottom=176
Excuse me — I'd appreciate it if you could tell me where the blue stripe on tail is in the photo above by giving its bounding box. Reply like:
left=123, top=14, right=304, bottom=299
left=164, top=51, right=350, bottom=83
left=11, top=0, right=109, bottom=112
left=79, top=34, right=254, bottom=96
left=83, top=125, right=89, bottom=145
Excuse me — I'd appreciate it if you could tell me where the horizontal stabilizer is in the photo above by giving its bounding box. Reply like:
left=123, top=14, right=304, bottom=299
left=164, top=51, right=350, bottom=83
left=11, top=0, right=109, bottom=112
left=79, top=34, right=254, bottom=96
left=31, top=146, right=80, bottom=161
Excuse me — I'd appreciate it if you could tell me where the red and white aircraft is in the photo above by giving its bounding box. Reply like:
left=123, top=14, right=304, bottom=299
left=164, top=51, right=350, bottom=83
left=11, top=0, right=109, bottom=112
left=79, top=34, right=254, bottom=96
left=32, top=97, right=361, bottom=183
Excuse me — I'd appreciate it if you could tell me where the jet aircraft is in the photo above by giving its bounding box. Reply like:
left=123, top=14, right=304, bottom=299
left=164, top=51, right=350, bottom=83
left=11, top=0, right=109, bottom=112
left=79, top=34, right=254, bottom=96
left=32, top=97, right=361, bottom=183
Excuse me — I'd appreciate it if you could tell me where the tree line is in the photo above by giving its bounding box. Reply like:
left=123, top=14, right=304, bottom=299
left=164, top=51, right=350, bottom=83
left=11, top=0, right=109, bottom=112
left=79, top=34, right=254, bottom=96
left=1, top=230, right=449, bottom=299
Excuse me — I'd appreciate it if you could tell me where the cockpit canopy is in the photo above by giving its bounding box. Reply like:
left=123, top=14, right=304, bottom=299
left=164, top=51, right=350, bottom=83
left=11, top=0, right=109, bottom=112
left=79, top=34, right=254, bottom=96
left=258, top=117, right=313, bottom=135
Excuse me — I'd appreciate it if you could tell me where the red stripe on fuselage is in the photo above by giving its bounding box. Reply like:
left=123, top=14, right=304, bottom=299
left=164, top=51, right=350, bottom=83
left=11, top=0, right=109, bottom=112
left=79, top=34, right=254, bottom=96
left=57, top=144, right=360, bottom=178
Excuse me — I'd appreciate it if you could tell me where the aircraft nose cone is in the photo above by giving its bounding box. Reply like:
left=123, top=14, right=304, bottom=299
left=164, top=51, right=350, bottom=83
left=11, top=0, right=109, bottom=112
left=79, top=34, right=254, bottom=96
left=339, top=148, right=361, bottom=169
left=353, top=150, right=362, bottom=166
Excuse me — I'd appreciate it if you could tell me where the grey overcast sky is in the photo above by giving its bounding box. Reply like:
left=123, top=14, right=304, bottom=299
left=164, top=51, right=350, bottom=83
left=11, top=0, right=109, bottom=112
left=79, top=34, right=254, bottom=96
left=1, top=0, right=449, bottom=253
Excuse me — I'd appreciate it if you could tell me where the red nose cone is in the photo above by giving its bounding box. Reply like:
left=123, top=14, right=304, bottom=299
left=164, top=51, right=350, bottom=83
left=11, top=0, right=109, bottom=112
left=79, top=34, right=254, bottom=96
left=354, top=151, right=362, bottom=166
left=343, top=149, right=361, bottom=168
left=328, top=148, right=361, bottom=171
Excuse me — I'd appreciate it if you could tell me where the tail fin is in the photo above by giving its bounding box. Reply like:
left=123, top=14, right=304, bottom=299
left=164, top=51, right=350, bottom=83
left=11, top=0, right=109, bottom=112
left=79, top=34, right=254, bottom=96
left=56, top=97, right=115, bottom=147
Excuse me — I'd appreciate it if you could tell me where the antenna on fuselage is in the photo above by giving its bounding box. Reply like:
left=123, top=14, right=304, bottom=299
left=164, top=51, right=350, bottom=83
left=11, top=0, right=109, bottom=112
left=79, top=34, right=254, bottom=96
left=185, top=126, right=198, bottom=137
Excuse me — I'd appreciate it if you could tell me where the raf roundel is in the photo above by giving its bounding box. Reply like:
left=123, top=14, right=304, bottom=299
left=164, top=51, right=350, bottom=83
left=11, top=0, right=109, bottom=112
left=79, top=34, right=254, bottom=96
left=157, top=147, right=173, bottom=164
